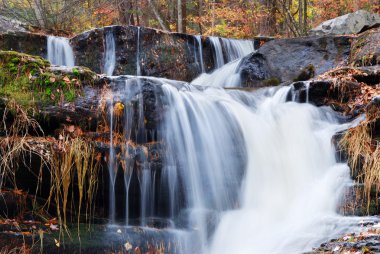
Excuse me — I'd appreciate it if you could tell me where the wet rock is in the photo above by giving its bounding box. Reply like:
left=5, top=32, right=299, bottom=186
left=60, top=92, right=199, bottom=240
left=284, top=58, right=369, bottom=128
left=310, top=10, right=380, bottom=36
left=240, top=35, right=352, bottom=87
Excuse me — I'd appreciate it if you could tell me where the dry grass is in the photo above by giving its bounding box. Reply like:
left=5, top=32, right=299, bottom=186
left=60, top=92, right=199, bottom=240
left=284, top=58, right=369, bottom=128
left=0, top=100, right=50, bottom=197
left=47, top=136, right=100, bottom=238
left=340, top=119, right=380, bottom=212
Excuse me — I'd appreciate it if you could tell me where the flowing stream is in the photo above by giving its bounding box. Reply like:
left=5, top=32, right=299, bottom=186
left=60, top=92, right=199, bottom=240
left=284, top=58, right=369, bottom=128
left=191, top=37, right=255, bottom=87
left=47, top=36, right=75, bottom=66
left=104, top=32, right=363, bottom=253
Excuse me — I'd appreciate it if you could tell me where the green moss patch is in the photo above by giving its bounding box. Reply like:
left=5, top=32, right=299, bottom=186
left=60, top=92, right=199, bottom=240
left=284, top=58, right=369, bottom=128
left=0, top=51, right=96, bottom=108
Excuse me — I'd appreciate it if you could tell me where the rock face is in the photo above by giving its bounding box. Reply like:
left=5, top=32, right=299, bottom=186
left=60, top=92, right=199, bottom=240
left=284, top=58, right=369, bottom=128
left=350, top=27, right=380, bottom=66
left=0, top=15, right=32, bottom=33
left=310, top=10, right=380, bottom=36
left=71, top=25, right=211, bottom=81
left=70, top=25, right=265, bottom=81
left=239, top=35, right=352, bottom=87
left=0, top=32, right=47, bottom=58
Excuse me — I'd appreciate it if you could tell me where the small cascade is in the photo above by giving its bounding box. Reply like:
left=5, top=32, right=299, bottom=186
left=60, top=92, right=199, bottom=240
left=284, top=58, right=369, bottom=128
left=191, top=59, right=242, bottom=87
left=47, top=36, right=75, bottom=66
left=194, top=35, right=205, bottom=73
left=221, top=38, right=255, bottom=62
left=104, top=28, right=116, bottom=76
left=192, top=37, right=255, bottom=87
left=209, top=37, right=225, bottom=68
left=136, top=27, right=141, bottom=76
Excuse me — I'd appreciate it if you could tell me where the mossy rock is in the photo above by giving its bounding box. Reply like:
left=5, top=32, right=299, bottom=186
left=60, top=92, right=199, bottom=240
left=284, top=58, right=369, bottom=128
left=0, top=50, right=98, bottom=108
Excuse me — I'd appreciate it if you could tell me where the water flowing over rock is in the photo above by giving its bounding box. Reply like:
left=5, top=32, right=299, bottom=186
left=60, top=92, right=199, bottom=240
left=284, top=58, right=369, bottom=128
left=310, top=10, right=380, bottom=36
left=47, top=36, right=75, bottom=66
left=71, top=25, right=260, bottom=81
left=1, top=19, right=380, bottom=253
left=191, top=38, right=255, bottom=87
left=103, top=27, right=116, bottom=76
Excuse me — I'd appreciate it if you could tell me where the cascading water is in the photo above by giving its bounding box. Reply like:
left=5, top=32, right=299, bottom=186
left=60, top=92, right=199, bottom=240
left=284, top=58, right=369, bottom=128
left=47, top=36, right=75, bottom=66
left=192, top=37, right=255, bottom=87
left=195, top=35, right=205, bottom=73
left=209, top=37, right=225, bottom=68
left=104, top=28, right=116, bottom=76
left=104, top=31, right=363, bottom=253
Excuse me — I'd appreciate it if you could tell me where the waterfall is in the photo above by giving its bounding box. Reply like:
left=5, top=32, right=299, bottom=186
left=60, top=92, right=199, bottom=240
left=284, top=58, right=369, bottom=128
left=106, top=75, right=362, bottom=252
left=47, top=36, right=75, bottom=66
left=161, top=84, right=359, bottom=253
left=192, top=37, right=255, bottom=87
left=195, top=35, right=205, bottom=73
left=104, top=31, right=362, bottom=253
left=104, top=28, right=116, bottom=76
left=136, top=27, right=141, bottom=76
left=209, top=37, right=225, bottom=68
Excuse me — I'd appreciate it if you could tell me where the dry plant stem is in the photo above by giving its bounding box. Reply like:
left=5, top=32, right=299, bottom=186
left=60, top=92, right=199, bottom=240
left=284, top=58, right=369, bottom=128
left=340, top=120, right=380, bottom=212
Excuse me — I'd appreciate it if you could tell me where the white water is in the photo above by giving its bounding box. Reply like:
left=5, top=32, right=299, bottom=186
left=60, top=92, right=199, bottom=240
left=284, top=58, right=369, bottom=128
left=160, top=84, right=361, bottom=253
left=104, top=31, right=363, bottom=253
left=209, top=37, right=225, bottom=68
left=191, top=59, right=242, bottom=87
left=104, top=28, right=116, bottom=76
left=192, top=37, right=254, bottom=87
left=47, top=36, right=75, bottom=66
left=195, top=35, right=205, bottom=73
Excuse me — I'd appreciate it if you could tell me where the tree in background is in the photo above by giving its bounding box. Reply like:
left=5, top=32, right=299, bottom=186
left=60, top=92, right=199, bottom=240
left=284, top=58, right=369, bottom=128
left=0, top=0, right=378, bottom=37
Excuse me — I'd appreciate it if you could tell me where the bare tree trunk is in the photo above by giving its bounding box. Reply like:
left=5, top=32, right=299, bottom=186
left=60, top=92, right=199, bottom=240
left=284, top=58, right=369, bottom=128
left=177, top=0, right=183, bottom=32
left=303, top=0, right=307, bottom=34
left=198, top=0, right=203, bottom=34
left=147, top=0, right=170, bottom=31
left=33, top=0, right=46, bottom=28
left=182, top=0, right=186, bottom=33
left=298, top=0, right=303, bottom=30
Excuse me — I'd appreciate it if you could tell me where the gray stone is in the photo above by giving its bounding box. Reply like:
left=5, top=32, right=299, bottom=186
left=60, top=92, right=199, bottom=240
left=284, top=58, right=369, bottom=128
left=239, top=35, right=352, bottom=87
left=310, top=10, right=380, bottom=36
left=0, top=15, right=30, bottom=33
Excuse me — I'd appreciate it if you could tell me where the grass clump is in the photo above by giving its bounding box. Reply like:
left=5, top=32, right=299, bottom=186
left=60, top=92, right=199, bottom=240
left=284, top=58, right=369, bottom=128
left=48, top=136, right=100, bottom=238
left=340, top=107, right=380, bottom=213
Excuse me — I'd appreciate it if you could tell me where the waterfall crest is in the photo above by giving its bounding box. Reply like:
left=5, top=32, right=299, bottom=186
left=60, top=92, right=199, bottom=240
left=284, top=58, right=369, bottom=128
left=104, top=28, right=116, bottom=76
left=192, top=37, right=255, bottom=87
left=47, top=36, right=75, bottom=66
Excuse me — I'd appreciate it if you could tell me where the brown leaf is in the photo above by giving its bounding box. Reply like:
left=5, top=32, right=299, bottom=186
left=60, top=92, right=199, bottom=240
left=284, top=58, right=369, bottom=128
left=63, top=76, right=71, bottom=84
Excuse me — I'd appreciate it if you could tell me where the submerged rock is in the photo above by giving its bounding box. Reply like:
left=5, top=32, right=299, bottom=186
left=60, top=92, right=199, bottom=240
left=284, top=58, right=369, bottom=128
left=310, top=10, right=380, bottom=36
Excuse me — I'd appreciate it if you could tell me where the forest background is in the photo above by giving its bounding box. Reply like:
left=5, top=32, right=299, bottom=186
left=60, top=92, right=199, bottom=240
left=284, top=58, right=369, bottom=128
left=0, top=0, right=379, bottom=38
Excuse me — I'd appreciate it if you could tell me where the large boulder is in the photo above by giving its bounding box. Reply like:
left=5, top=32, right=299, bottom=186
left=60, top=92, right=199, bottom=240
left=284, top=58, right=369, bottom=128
left=239, top=35, right=352, bottom=87
left=0, top=15, right=31, bottom=33
left=310, top=10, right=380, bottom=36
left=350, top=27, right=380, bottom=66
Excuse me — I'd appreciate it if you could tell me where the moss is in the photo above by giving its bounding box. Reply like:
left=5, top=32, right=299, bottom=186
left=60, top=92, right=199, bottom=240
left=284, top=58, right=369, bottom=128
left=0, top=51, right=96, bottom=109
left=294, top=64, right=315, bottom=82
left=263, top=77, right=281, bottom=86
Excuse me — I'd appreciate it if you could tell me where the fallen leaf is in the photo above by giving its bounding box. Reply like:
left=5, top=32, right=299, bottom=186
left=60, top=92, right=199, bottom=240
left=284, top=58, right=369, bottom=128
left=124, top=242, right=132, bottom=251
